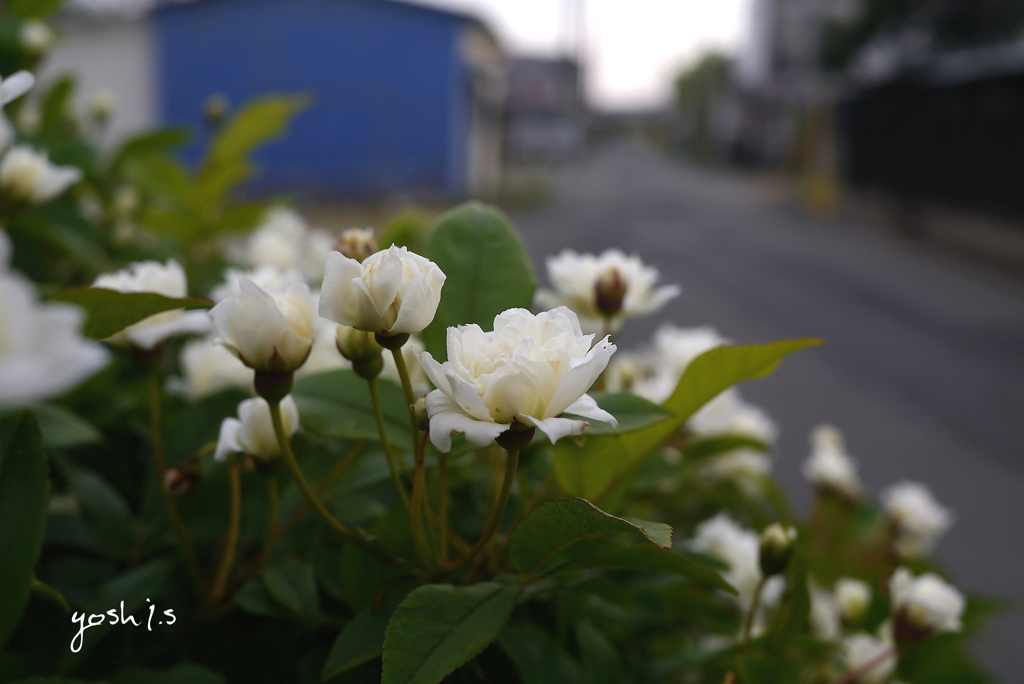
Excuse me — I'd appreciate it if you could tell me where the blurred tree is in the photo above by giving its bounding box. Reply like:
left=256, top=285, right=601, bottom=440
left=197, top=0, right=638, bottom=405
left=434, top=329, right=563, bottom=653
left=672, top=52, right=732, bottom=164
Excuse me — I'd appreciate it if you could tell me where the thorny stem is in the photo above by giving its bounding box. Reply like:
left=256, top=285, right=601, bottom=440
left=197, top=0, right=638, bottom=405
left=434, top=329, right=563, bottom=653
left=454, top=449, right=520, bottom=576
left=269, top=401, right=414, bottom=573
left=368, top=378, right=411, bottom=511
left=147, top=371, right=202, bottom=587
left=826, top=645, right=896, bottom=684
left=741, top=576, right=767, bottom=646
left=209, top=453, right=241, bottom=601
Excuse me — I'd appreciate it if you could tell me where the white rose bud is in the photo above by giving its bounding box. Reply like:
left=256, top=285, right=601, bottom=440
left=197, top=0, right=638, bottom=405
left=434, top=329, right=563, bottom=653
left=881, top=482, right=953, bottom=556
left=209, top=277, right=314, bottom=374
left=334, top=227, right=377, bottom=263
left=215, top=395, right=299, bottom=463
left=835, top=577, right=872, bottom=624
left=319, top=244, right=446, bottom=336
left=802, top=424, right=863, bottom=499
left=416, top=307, right=616, bottom=452
left=759, top=523, right=797, bottom=577
left=20, top=20, right=56, bottom=55
left=0, top=145, right=82, bottom=205
left=93, top=259, right=211, bottom=350
left=890, top=567, right=964, bottom=639
left=535, top=249, right=680, bottom=334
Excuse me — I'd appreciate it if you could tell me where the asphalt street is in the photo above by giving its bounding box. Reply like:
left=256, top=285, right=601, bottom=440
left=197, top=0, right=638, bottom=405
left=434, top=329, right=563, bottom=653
left=508, top=139, right=1024, bottom=680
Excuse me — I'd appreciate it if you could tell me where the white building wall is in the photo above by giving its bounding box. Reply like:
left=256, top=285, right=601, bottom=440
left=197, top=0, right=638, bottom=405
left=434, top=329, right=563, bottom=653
left=39, top=15, right=158, bottom=148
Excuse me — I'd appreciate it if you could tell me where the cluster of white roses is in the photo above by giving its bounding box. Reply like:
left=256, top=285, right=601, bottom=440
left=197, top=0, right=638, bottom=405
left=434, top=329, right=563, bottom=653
left=0, top=72, right=83, bottom=207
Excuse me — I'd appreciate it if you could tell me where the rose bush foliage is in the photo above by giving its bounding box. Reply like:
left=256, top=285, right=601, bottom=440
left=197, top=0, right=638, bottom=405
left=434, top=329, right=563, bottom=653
left=0, top=6, right=999, bottom=684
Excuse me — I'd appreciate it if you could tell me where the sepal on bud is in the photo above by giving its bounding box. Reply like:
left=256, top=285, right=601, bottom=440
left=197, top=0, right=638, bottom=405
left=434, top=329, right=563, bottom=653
left=254, top=370, right=294, bottom=405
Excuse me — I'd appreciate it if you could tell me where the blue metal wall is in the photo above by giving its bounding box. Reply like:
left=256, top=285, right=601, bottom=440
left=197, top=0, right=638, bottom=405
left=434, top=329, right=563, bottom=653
left=155, top=0, right=472, bottom=195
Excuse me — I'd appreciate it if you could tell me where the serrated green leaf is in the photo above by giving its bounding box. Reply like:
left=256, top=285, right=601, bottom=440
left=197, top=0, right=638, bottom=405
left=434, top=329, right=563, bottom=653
left=322, top=601, right=400, bottom=679
left=0, top=412, right=49, bottom=649
left=508, top=498, right=672, bottom=576
left=381, top=582, right=519, bottom=684
left=552, top=339, right=821, bottom=504
left=50, top=287, right=211, bottom=340
left=422, top=202, right=536, bottom=357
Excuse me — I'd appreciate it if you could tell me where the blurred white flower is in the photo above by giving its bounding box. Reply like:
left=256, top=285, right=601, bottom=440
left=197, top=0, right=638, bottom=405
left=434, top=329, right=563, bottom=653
left=302, top=229, right=336, bottom=283
left=93, top=259, right=210, bottom=349
left=698, top=449, right=771, bottom=496
left=0, top=145, right=82, bottom=204
left=320, top=244, right=446, bottom=336
left=295, top=292, right=351, bottom=378
left=809, top=583, right=842, bottom=641
left=90, top=88, right=116, bottom=120
left=381, top=334, right=428, bottom=395
left=689, top=388, right=778, bottom=444
left=689, top=513, right=762, bottom=608
left=0, top=232, right=108, bottom=404
left=210, top=277, right=314, bottom=372
left=631, top=325, right=728, bottom=404
left=890, top=567, right=964, bottom=635
left=417, top=307, right=616, bottom=452
left=603, top=351, right=650, bottom=394
left=881, top=481, right=953, bottom=556
left=246, top=206, right=308, bottom=272
left=836, top=577, right=872, bottom=624
left=0, top=71, right=34, bottom=155
left=842, top=632, right=895, bottom=684
left=20, top=20, right=56, bottom=55
left=535, top=249, right=680, bottom=334
left=802, top=424, right=863, bottom=498
left=210, top=264, right=305, bottom=303
left=172, top=336, right=252, bottom=400
left=215, top=395, right=299, bottom=462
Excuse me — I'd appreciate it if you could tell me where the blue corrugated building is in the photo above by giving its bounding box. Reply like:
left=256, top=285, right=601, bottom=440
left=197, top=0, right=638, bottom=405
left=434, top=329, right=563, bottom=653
left=50, top=0, right=507, bottom=197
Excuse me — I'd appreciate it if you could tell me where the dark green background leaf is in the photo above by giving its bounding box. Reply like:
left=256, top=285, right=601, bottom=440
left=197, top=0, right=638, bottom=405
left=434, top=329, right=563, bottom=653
left=51, top=287, right=211, bottom=340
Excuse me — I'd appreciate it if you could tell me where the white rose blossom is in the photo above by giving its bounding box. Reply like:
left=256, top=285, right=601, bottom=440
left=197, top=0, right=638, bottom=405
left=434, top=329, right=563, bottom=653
left=20, top=20, right=56, bottom=55
left=209, top=277, right=315, bottom=372
left=881, top=481, right=953, bottom=555
left=215, top=395, right=299, bottom=462
left=295, top=292, right=351, bottom=378
left=836, top=577, right=873, bottom=624
left=245, top=206, right=308, bottom=272
left=171, top=336, right=252, bottom=400
left=535, top=249, right=680, bottom=334
left=416, top=307, right=616, bottom=452
left=809, top=583, right=842, bottom=641
left=890, top=567, right=964, bottom=635
left=93, top=259, right=210, bottom=349
left=0, top=145, right=82, bottom=204
left=631, top=325, right=728, bottom=404
left=802, top=424, right=863, bottom=498
left=320, top=244, right=446, bottom=336
left=842, top=632, right=895, bottom=684
left=210, top=264, right=305, bottom=303
left=0, top=71, right=34, bottom=155
left=689, top=513, right=762, bottom=608
left=0, top=231, right=108, bottom=403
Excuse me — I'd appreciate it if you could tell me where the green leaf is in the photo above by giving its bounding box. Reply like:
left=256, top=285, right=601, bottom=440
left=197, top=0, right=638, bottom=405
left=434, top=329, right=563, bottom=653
left=293, top=370, right=413, bottom=452
left=4, top=0, right=65, bottom=18
left=551, top=544, right=734, bottom=593
left=323, top=600, right=402, bottom=679
left=234, top=580, right=293, bottom=620
left=422, top=202, right=536, bottom=357
left=508, top=498, right=672, bottom=576
left=564, top=392, right=672, bottom=436
left=50, top=287, right=212, bottom=340
left=0, top=412, right=49, bottom=649
left=52, top=456, right=136, bottom=558
left=108, top=663, right=225, bottom=684
left=0, top=404, right=101, bottom=449
left=206, top=95, right=308, bottom=168
left=683, top=434, right=769, bottom=463
left=56, top=558, right=173, bottom=674
left=263, top=557, right=319, bottom=620
left=575, top=621, right=621, bottom=684
left=111, top=127, right=190, bottom=172
left=552, top=339, right=821, bottom=504
left=381, top=582, right=519, bottom=684
left=31, top=578, right=70, bottom=613
left=499, top=624, right=583, bottom=684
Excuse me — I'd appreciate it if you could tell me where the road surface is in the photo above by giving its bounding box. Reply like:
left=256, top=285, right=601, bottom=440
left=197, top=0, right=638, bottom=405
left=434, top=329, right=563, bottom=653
left=508, top=139, right=1024, bottom=680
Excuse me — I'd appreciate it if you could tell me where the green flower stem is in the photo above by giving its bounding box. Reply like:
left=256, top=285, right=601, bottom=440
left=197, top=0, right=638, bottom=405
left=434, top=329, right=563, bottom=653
left=368, top=378, right=411, bottom=511
left=209, top=453, right=241, bottom=601
left=390, top=346, right=421, bottom=446
left=741, top=576, right=767, bottom=646
left=147, top=371, right=202, bottom=587
left=269, top=401, right=414, bottom=572
left=454, top=448, right=520, bottom=576
left=410, top=432, right=435, bottom=571
left=277, top=440, right=366, bottom=541
left=438, top=451, right=450, bottom=564
left=259, top=476, right=279, bottom=573
left=826, top=645, right=895, bottom=684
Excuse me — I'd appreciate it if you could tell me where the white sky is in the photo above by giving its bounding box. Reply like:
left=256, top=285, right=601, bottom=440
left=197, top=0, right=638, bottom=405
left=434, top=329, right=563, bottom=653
left=416, top=0, right=753, bottom=110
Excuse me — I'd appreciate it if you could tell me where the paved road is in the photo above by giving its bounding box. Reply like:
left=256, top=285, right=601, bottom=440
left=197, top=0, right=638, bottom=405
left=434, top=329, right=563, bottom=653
left=508, top=139, right=1024, bottom=680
